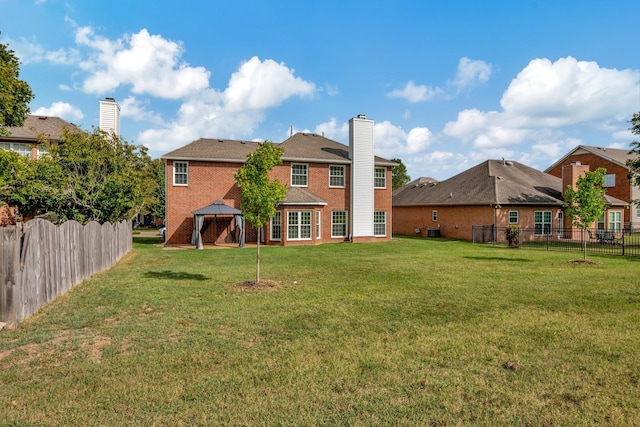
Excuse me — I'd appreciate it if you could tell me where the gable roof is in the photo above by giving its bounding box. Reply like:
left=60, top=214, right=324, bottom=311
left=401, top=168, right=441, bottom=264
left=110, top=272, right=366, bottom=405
left=161, top=132, right=396, bottom=166
left=545, top=145, right=633, bottom=172
left=1, top=115, right=80, bottom=143
left=393, top=160, right=564, bottom=207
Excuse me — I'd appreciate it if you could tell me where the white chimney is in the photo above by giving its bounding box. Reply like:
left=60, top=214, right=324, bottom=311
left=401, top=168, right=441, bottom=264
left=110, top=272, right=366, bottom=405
left=99, top=97, right=121, bottom=136
left=349, top=114, right=375, bottom=239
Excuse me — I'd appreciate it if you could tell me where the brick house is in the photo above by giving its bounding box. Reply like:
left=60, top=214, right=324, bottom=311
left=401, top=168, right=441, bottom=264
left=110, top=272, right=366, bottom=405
left=1, top=115, right=79, bottom=159
left=392, top=159, right=628, bottom=242
left=161, top=115, right=395, bottom=246
left=545, top=145, right=639, bottom=230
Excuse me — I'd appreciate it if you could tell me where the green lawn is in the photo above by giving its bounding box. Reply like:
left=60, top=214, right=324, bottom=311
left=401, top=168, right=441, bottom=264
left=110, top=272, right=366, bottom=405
left=1, top=236, right=639, bottom=425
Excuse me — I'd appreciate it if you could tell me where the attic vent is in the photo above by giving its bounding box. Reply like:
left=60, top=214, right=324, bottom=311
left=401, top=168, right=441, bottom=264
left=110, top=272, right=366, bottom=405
left=505, top=161, right=513, bottom=166
left=570, top=161, right=581, bottom=166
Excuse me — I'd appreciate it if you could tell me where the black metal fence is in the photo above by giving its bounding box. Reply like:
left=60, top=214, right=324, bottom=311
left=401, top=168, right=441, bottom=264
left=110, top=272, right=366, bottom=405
left=472, top=225, right=640, bottom=257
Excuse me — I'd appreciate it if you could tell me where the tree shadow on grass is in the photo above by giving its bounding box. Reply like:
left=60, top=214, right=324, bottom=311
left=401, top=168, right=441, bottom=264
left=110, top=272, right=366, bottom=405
left=144, top=271, right=210, bottom=281
left=133, top=237, right=163, bottom=245
left=463, top=256, right=532, bottom=262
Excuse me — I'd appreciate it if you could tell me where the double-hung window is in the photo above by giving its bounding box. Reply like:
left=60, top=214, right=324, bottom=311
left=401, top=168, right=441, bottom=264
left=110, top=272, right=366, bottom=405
left=609, top=211, right=622, bottom=231
left=509, top=211, right=519, bottom=224
left=329, top=165, right=345, bottom=187
left=534, top=211, right=552, bottom=235
left=332, top=211, right=347, bottom=238
left=316, top=211, right=321, bottom=240
left=1, top=142, right=31, bottom=158
left=603, top=174, right=616, bottom=187
left=432, top=210, right=438, bottom=221
left=374, top=211, right=386, bottom=236
left=288, top=211, right=311, bottom=240
left=374, top=167, right=386, bottom=188
left=271, top=211, right=282, bottom=241
left=173, top=161, right=188, bottom=185
left=291, top=163, right=308, bottom=186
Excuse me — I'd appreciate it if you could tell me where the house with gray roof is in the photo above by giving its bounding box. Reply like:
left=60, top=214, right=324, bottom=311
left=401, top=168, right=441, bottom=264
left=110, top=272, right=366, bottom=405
left=161, top=115, right=396, bottom=247
left=392, top=159, right=628, bottom=242
left=1, top=115, right=79, bottom=158
left=546, top=145, right=639, bottom=230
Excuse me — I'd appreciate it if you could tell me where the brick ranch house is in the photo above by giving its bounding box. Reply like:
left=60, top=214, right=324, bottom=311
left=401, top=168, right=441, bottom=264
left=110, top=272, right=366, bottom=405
left=545, top=145, right=640, bottom=230
left=392, top=159, right=627, bottom=242
left=161, top=115, right=396, bottom=247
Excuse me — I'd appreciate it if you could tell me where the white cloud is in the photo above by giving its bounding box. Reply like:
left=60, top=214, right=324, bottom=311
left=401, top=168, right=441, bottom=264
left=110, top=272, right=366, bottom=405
left=32, top=102, right=84, bottom=122
left=388, top=80, right=441, bottom=103
left=58, top=84, right=72, bottom=91
left=76, top=27, right=210, bottom=99
left=0, top=36, right=79, bottom=65
left=119, top=96, right=165, bottom=125
left=442, top=57, right=640, bottom=152
left=452, top=57, right=491, bottom=91
left=406, top=127, right=433, bottom=153
left=314, top=118, right=348, bottom=141
left=223, top=56, right=316, bottom=111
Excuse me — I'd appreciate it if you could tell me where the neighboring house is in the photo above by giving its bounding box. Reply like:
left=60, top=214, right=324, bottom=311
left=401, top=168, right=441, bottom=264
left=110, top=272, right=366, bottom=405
left=392, top=159, right=628, bottom=241
left=1, top=114, right=79, bottom=159
left=161, top=115, right=395, bottom=246
left=545, top=145, right=639, bottom=230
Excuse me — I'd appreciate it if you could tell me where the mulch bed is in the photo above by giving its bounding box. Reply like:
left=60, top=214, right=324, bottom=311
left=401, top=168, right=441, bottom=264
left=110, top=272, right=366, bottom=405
left=233, top=279, right=282, bottom=291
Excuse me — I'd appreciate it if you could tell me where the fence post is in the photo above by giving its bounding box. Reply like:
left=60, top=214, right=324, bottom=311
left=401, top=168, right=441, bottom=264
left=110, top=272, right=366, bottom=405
left=0, top=226, right=20, bottom=329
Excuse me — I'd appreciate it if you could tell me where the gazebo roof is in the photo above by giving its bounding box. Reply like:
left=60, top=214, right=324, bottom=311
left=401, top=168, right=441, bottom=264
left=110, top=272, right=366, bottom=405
left=192, top=200, right=242, bottom=215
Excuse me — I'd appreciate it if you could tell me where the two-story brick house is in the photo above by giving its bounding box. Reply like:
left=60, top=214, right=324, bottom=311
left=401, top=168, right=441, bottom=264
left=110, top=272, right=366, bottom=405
left=545, top=145, right=639, bottom=230
left=161, top=115, right=395, bottom=247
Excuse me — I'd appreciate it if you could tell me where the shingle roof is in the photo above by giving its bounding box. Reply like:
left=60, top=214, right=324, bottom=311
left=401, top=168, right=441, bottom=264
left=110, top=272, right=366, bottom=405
left=1, top=115, right=80, bottom=142
left=161, top=138, right=261, bottom=162
left=161, top=132, right=396, bottom=166
left=281, top=187, right=327, bottom=205
left=392, top=176, right=439, bottom=197
left=393, top=160, right=565, bottom=207
left=545, top=145, right=634, bottom=172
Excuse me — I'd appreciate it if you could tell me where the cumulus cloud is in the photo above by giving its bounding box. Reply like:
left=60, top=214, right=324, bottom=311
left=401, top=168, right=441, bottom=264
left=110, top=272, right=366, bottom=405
left=314, top=118, right=349, bottom=141
left=388, top=80, right=441, bottom=103
left=119, top=97, right=165, bottom=125
left=223, top=57, right=316, bottom=111
left=76, top=27, right=210, bottom=99
left=451, top=57, right=491, bottom=91
left=443, top=57, right=640, bottom=152
left=32, top=102, right=84, bottom=122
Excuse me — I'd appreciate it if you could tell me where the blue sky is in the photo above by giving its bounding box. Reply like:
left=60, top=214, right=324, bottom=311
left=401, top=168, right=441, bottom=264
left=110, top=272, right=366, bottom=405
left=2, top=0, right=639, bottom=180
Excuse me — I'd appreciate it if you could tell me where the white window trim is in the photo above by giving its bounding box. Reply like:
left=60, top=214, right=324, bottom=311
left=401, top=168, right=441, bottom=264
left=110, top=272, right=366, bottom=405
left=608, top=210, right=622, bottom=231
left=173, top=161, right=189, bottom=186
left=374, top=211, right=387, bottom=237
left=374, top=167, right=387, bottom=189
left=432, top=210, right=438, bottom=221
left=534, top=210, right=552, bottom=235
left=316, top=211, right=321, bottom=240
left=287, top=210, right=312, bottom=241
left=509, top=210, right=519, bottom=224
left=270, top=211, right=282, bottom=241
left=291, top=163, right=309, bottom=187
left=329, top=165, right=345, bottom=188
left=603, top=174, right=616, bottom=188
left=331, top=211, right=348, bottom=238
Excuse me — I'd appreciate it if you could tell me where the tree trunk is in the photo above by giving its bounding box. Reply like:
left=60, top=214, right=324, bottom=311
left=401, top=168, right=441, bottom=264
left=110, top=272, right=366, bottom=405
left=256, top=227, right=260, bottom=284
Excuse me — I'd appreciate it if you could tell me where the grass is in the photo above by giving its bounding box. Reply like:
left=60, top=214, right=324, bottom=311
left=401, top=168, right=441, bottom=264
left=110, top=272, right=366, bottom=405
left=1, top=236, right=639, bottom=425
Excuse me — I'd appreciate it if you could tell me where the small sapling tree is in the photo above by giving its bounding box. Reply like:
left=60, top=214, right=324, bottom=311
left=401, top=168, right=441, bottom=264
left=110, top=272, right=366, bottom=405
left=234, top=142, right=287, bottom=284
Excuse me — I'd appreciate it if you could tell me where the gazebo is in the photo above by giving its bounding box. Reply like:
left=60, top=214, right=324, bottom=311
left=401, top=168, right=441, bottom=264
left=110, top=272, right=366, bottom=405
left=191, top=200, right=244, bottom=249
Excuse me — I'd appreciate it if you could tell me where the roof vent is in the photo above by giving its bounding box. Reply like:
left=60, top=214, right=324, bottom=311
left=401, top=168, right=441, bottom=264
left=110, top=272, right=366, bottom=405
left=218, top=139, right=224, bottom=143
left=38, top=116, right=48, bottom=120
left=505, top=160, right=513, bottom=166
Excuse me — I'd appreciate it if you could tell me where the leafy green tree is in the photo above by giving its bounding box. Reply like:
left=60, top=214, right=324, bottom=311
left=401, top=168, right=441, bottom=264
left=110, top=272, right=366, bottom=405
left=234, top=142, right=287, bottom=284
left=563, top=168, right=607, bottom=262
left=391, top=157, right=410, bottom=190
left=145, top=158, right=166, bottom=221
left=0, top=38, right=34, bottom=136
left=626, top=112, right=640, bottom=189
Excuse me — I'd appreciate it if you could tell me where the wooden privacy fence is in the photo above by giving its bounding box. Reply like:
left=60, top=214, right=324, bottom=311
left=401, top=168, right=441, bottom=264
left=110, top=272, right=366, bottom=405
left=1, top=218, right=132, bottom=329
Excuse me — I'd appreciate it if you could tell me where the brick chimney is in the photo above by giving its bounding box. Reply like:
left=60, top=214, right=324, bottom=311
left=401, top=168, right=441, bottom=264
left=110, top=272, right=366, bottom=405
left=562, top=161, right=590, bottom=196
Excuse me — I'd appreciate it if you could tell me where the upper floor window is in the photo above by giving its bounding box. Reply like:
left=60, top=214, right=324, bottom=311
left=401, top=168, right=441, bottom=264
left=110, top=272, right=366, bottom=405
left=329, top=165, right=345, bottom=187
left=173, top=161, right=188, bottom=186
left=509, top=211, right=519, bottom=224
left=374, top=167, right=386, bottom=188
left=432, top=210, right=438, bottom=221
left=291, top=163, right=308, bottom=186
left=603, top=174, right=616, bottom=187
